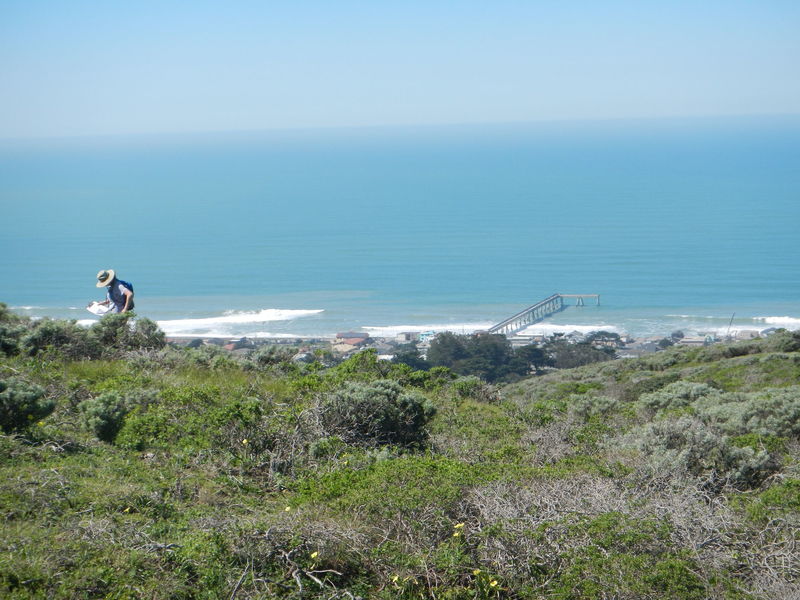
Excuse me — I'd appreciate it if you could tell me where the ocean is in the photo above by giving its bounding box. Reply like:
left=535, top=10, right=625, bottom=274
left=2, top=116, right=799, bottom=340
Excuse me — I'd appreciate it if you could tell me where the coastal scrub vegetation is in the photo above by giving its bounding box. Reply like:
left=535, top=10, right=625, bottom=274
left=1, top=302, right=800, bottom=598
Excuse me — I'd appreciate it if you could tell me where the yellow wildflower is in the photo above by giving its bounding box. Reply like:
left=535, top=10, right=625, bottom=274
left=242, top=438, right=248, bottom=445
left=391, top=575, right=399, bottom=583
left=310, top=551, right=318, bottom=559
left=473, top=569, right=481, bottom=576
left=454, top=522, right=465, bottom=529
left=284, top=506, right=291, bottom=512
left=452, top=531, right=461, bottom=537
left=490, top=580, right=498, bottom=587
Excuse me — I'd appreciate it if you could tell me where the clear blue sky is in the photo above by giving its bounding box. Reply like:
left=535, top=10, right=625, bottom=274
left=1, top=1, right=798, bottom=139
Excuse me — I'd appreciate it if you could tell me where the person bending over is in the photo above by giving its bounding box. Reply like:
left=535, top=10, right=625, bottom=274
left=96, top=269, right=135, bottom=313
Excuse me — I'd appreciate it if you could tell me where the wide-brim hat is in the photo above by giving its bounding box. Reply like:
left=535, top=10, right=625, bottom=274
left=96, top=269, right=115, bottom=287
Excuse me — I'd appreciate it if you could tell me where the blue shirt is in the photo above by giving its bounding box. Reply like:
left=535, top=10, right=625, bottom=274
left=106, top=280, right=129, bottom=313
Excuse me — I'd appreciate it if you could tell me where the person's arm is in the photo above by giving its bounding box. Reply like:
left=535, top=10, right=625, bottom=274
left=121, top=287, right=134, bottom=312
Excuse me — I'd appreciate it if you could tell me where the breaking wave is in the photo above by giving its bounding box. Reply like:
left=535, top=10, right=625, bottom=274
left=754, top=316, right=800, bottom=329
left=156, top=308, right=323, bottom=337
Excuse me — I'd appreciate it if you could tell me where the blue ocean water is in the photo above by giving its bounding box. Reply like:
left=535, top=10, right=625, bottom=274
left=2, top=117, right=799, bottom=338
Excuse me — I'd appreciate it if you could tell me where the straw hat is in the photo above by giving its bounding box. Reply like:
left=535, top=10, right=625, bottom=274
left=96, top=269, right=116, bottom=287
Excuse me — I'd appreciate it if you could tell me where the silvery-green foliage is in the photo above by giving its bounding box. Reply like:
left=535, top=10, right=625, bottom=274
left=696, top=386, right=800, bottom=438
left=0, top=378, right=54, bottom=433
left=625, top=416, right=777, bottom=489
left=246, top=345, right=297, bottom=370
left=639, top=381, right=721, bottom=413
left=569, top=394, right=619, bottom=421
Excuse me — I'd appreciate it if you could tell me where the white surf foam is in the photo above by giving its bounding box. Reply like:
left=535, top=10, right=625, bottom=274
left=156, top=308, right=323, bottom=337
left=754, top=316, right=800, bottom=329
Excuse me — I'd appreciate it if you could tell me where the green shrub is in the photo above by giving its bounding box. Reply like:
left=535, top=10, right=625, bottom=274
left=741, top=478, right=800, bottom=524
left=89, top=313, right=165, bottom=355
left=321, top=380, right=436, bottom=448
left=765, top=330, right=800, bottom=353
left=183, top=344, right=239, bottom=369
left=639, top=381, right=721, bottom=414
left=21, top=318, right=99, bottom=359
left=0, top=378, right=54, bottom=433
left=79, top=391, right=131, bottom=442
left=569, top=394, right=619, bottom=421
left=0, top=322, right=27, bottom=356
left=696, top=386, right=800, bottom=439
left=450, top=375, right=498, bottom=402
left=246, top=345, right=297, bottom=369
left=627, top=416, right=779, bottom=489
left=0, top=304, right=29, bottom=356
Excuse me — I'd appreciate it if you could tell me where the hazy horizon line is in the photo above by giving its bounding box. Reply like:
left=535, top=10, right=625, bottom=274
left=3, top=111, right=800, bottom=145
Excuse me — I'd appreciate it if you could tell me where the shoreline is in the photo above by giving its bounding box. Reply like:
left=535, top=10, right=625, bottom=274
left=10, top=304, right=800, bottom=343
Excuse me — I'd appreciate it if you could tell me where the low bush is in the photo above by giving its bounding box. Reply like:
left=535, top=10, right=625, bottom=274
left=449, top=375, right=498, bottom=402
left=246, top=345, right=298, bottom=369
left=21, top=318, right=99, bottom=359
left=569, top=394, right=619, bottom=421
left=321, top=380, right=436, bottom=449
left=79, top=391, right=131, bottom=442
left=639, top=381, right=721, bottom=414
left=624, top=416, right=778, bottom=489
left=696, top=386, right=800, bottom=439
left=0, top=304, right=29, bottom=356
left=0, top=377, right=54, bottom=433
left=182, top=344, right=240, bottom=369
left=89, top=313, right=165, bottom=355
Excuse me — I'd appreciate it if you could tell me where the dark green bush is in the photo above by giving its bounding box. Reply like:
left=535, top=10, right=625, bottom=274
left=0, top=378, right=54, bottom=433
left=0, top=303, right=30, bottom=356
left=0, top=322, right=27, bottom=356
left=321, top=380, right=436, bottom=448
left=21, top=318, right=100, bottom=359
left=79, top=391, right=131, bottom=442
left=89, top=313, right=165, bottom=355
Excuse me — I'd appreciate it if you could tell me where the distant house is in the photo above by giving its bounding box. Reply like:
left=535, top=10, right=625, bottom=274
left=223, top=337, right=252, bottom=351
left=677, top=336, right=713, bottom=347
left=334, top=331, right=370, bottom=347
left=395, top=332, right=420, bottom=343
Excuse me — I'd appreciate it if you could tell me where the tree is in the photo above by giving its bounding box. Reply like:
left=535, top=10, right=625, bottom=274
left=511, top=344, right=552, bottom=375
left=543, top=339, right=614, bottom=370
left=426, top=332, right=468, bottom=368
left=392, top=344, right=430, bottom=371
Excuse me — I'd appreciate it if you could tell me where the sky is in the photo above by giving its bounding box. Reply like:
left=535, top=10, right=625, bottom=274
left=1, top=1, right=799, bottom=139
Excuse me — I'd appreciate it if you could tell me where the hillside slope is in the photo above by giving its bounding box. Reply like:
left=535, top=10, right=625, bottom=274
left=1, top=309, right=798, bottom=598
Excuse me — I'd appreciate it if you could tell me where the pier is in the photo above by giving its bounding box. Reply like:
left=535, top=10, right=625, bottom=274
left=488, top=294, right=600, bottom=336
